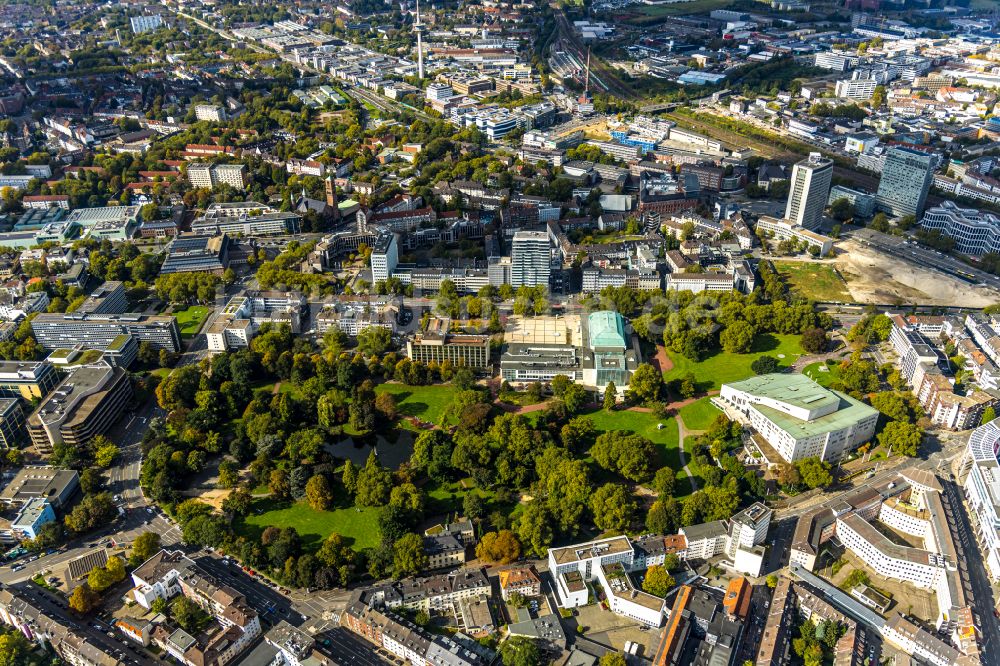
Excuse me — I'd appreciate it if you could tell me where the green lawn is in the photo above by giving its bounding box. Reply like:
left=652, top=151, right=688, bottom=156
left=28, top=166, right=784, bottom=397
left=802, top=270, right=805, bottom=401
left=773, top=262, right=851, bottom=303
left=235, top=497, right=381, bottom=551
left=426, top=478, right=498, bottom=516
left=678, top=398, right=721, bottom=432
left=664, top=333, right=805, bottom=391
left=375, top=383, right=458, bottom=427
left=584, top=408, right=681, bottom=472
left=803, top=359, right=842, bottom=388
left=174, top=305, right=210, bottom=339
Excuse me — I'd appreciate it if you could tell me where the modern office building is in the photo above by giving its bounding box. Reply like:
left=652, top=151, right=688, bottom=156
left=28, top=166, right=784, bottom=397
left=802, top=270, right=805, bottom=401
left=828, top=184, right=876, bottom=218
left=192, top=202, right=301, bottom=237
left=510, top=230, right=551, bottom=289
left=11, top=498, right=55, bottom=540
left=876, top=146, right=935, bottom=219
left=0, top=399, right=25, bottom=448
left=0, top=466, right=79, bottom=509
left=76, top=280, right=128, bottom=315
left=32, top=312, right=181, bottom=352
left=719, top=373, right=879, bottom=463
left=784, top=153, right=834, bottom=230
left=405, top=317, right=490, bottom=370
left=26, top=362, right=133, bottom=455
left=187, top=163, right=248, bottom=190
left=206, top=291, right=306, bottom=352
left=370, top=232, right=399, bottom=284
left=0, top=361, right=60, bottom=400
left=548, top=535, right=666, bottom=627
left=920, top=201, right=1000, bottom=256
left=160, top=234, right=230, bottom=275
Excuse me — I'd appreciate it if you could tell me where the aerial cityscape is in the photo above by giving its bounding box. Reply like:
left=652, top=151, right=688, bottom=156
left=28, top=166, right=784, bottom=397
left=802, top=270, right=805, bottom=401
left=0, top=0, right=1000, bottom=665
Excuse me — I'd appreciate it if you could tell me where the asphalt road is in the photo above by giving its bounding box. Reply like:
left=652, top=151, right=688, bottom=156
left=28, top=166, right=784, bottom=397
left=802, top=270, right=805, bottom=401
left=9, top=582, right=156, bottom=665
left=316, top=627, right=396, bottom=666
left=943, top=478, right=1000, bottom=666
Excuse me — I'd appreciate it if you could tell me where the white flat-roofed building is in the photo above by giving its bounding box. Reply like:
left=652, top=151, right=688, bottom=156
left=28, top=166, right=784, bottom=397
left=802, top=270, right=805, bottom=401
left=665, top=272, right=734, bottom=293
left=755, top=215, right=834, bottom=256
left=720, top=373, right=879, bottom=463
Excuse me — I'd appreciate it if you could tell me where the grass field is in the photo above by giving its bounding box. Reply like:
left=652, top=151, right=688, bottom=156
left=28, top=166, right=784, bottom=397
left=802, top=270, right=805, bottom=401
left=803, top=359, right=843, bottom=388
left=235, top=497, right=381, bottom=551
left=664, top=334, right=805, bottom=391
left=174, top=305, right=210, bottom=339
left=678, top=397, right=721, bottom=432
left=426, top=478, right=499, bottom=516
left=584, top=409, right=681, bottom=473
left=774, top=262, right=851, bottom=303
left=374, top=383, right=458, bottom=427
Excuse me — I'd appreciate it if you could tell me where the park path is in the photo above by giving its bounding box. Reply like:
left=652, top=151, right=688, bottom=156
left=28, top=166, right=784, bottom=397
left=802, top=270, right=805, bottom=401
left=649, top=344, right=673, bottom=374
left=496, top=390, right=719, bottom=416
left=676, top=415, right=699, bottom=494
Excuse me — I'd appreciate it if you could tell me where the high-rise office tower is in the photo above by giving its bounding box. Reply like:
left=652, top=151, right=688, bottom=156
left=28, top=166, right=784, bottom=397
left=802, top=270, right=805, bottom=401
left=785, top=153, right=834, bottom=230
left=876, top=146, right=935, bottom=219
left=370, top=232, right=398, bottom=284
left=511, top=230, right=551, bottom=289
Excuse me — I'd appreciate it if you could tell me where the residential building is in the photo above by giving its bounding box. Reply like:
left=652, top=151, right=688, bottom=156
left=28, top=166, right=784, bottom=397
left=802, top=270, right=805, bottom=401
left=510, top=230, right=551, bottom=288
left=785, top=153, right=834, bottom=231
left=920, top=201, right=1000, bottom=256
left=26, top=362, right=132, bottom=455
left=0, top=587, right=126, bottom=666
left=314, top=303, right=395, bottom=337
left=266, top=621, right=332, bottom=666
left=498, top=567, right=542, bottom=600
left=187, top=163, right=249, bottom=190
left=876, top=146, right=936, bottom=219
left=405, top=317, right=490, bottom=370
left=194, top=105, right=227, bottom=122
left=341, top=602, right=482, bottom=666
left=32, top=312, right=181, bottom=352
left=130, top=14, right=163, bottom=33
left=132, top=550, right=261, bottom=666
left=423, top=534, right=466, bottom=570
left=719, top=373, right=879, bottom=463
left=0, top=466, right=79, bottom=509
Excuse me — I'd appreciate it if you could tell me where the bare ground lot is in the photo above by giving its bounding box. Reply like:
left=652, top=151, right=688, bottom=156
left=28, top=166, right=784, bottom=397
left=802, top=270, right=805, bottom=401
left=836, top=239, right=1000, bottom=307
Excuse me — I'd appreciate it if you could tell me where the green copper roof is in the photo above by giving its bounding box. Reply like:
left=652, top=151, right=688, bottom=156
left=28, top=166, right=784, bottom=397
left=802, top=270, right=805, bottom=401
left=588, top=311, right=627, bottom=349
